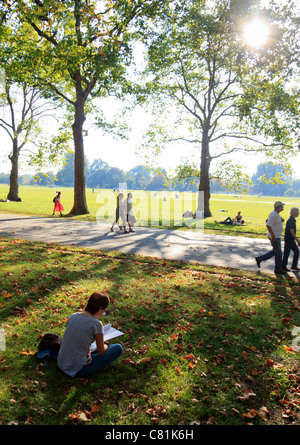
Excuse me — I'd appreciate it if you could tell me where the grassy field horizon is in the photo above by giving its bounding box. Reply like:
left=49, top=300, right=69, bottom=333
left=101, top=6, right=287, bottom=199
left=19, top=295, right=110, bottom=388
left=0, top=184, right=300, bottom=238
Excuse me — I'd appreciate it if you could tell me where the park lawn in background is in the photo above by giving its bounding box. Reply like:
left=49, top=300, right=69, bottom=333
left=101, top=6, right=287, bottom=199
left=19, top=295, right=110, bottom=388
left=0, top=236, right=300, bottom=425
left=0, top=184, right=299, bottom=238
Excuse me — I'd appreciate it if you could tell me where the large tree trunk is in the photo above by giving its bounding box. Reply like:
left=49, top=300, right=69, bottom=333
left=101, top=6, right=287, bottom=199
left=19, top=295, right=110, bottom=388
left=7, top=140, right=20, bottom=201
left=198, top=130, right=211, bottom=218
left=69, top=84, right=89, bottom=215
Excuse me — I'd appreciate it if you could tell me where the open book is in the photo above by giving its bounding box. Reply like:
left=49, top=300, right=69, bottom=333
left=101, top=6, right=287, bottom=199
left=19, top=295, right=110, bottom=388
left=90, top=324, right=124, bottom=352
left=103, top=324, right=124, bottom=341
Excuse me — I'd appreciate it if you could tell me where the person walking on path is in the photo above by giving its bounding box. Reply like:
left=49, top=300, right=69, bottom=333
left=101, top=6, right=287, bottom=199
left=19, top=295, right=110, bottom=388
left=126, top=192, right=135, bottom=233
left=255, top=201, right=286, bottom=274
left=118, top=194, right=128, bottom=233
left=111, top=193, right=128, bottom=233
left=282, top=207, right=300, bottom=271
left=111, top=193, right=121, bottom=232
left=52, top=191, right=64, bottom=217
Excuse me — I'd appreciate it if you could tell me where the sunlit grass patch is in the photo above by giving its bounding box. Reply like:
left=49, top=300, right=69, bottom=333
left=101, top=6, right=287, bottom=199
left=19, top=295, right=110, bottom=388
left=1, top=184, right=298, bottom=238
left=0, top=236, right=300, bottom=425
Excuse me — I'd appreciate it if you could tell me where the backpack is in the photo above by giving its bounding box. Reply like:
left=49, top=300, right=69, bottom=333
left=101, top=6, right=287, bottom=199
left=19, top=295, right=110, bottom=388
left=53, top=196, right=56, bottom=203
left=37, top=333, right=62, bottom=368
left=38, top=332, right=62, bottom=353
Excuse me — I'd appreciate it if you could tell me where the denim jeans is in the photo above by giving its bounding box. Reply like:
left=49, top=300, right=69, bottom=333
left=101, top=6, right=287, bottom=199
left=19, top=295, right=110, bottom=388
left=76, top=344, right=123, bottom=377
left=258, top=238, right=283, bottom=272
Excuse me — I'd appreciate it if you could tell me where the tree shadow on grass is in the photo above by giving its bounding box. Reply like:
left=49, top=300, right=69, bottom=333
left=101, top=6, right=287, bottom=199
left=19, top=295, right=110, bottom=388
left=1, top=237, right=300, bottom=425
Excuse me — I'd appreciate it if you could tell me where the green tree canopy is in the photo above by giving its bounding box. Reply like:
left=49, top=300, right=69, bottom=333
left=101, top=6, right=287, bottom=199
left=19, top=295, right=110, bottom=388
left=139, top=0, right=299, bottom=216
left=5, top=0, right=168, bottom=214
left=0, top=20, right=71, bottom=201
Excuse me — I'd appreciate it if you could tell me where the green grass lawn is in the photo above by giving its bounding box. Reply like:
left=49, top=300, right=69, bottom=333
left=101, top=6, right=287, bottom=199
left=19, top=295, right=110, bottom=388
left=1, top=184, right=299, bottom=238
left=0, top=237, right=300, bottom=425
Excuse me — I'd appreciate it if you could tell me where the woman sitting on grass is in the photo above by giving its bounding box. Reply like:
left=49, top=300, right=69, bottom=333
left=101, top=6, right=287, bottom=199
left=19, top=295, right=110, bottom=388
left=58, top=292, right=123, bottom=377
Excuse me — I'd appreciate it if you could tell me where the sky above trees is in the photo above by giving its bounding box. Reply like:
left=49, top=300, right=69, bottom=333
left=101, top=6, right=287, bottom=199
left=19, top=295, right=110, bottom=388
left=0, top=0, right=299, bottom=201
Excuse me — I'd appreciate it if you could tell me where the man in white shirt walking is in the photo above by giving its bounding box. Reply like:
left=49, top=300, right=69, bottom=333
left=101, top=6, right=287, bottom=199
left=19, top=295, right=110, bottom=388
left=255, top=201, right=286, bottom=274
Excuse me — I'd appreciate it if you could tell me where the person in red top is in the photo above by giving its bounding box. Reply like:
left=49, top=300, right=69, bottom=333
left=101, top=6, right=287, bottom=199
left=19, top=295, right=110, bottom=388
left=53, top=191, right=64, bottom=217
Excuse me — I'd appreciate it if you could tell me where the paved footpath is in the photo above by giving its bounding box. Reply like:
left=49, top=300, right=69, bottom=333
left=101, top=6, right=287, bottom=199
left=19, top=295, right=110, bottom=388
left=0, top=213, right=298, bottom=276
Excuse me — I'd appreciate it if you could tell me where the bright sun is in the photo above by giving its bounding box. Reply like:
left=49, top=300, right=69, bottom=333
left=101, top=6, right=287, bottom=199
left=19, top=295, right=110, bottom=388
left=243, top=19, right=269, bottom=48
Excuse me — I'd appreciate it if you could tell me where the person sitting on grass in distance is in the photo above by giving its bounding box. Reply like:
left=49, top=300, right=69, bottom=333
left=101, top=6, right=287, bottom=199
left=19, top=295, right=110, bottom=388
left=234, top=211, right=243, bottom=223
left=215, top=211, right=245, bottom=225
left=58, top=292, right=123, bottom=377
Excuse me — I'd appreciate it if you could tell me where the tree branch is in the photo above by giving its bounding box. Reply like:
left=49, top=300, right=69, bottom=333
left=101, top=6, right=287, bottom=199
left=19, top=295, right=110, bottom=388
left=0, top=120, right=14, bottom=141
left=210, top=132, right=292, bottom=147
left=178, top=58, right=205, bottom=124
left=27, top=20, right=58, bottom=46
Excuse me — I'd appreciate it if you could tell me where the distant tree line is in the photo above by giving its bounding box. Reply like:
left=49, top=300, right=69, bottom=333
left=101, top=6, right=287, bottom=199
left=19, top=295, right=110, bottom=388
left=210, top=163, right=300, bottom=197
left=0, top=157, right=299, bottom=196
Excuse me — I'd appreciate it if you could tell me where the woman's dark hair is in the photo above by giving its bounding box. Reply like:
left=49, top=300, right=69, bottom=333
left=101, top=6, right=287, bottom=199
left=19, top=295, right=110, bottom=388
left=85, top=292, right=110, bottom=315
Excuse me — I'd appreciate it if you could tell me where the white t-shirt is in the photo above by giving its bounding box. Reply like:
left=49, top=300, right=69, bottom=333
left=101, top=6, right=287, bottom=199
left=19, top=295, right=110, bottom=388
left=266, top=210, right=283, bottom=239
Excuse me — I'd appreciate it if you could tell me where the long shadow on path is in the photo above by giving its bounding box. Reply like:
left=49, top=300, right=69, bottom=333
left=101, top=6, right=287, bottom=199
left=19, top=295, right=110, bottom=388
left=0, top=213, right=296, bottom=276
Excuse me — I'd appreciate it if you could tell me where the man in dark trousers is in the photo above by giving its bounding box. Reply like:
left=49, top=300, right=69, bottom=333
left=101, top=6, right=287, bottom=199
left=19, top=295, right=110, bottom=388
left=255, top=201, right=286, bottom=274
left=282, top=207, right=300, bottom=272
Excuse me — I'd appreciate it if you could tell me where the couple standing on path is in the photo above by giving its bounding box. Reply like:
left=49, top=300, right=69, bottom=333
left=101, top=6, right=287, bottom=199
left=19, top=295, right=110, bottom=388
left=255, top=201, right=300, bottom=275
left=111, top=192, right=135, bottom=234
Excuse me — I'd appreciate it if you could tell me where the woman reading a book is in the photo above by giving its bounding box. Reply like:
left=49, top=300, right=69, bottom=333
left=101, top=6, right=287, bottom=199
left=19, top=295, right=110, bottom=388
left=58, top=292, right=123, bottom=377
